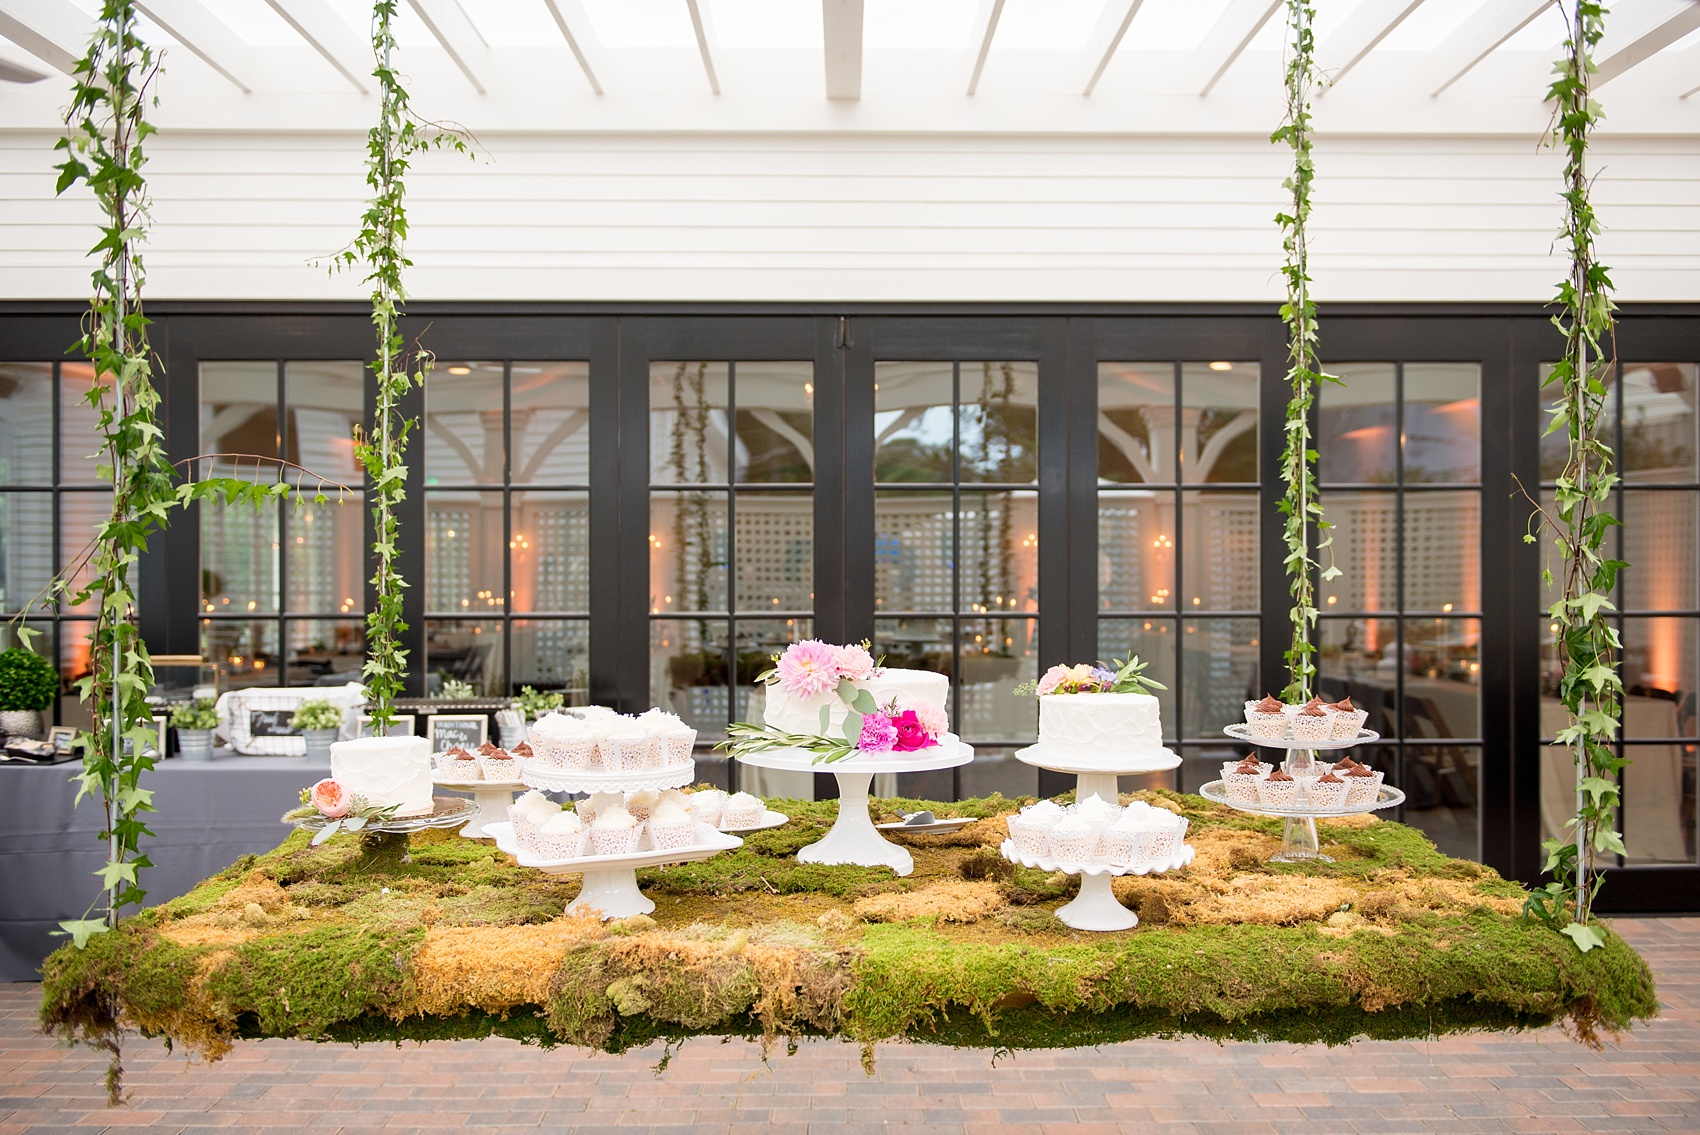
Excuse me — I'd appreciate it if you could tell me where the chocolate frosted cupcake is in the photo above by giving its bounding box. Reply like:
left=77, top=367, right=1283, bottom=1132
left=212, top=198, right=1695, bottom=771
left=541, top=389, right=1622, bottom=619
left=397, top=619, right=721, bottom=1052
left=1256, top=765, right=1299, bottom=808
left=1343, top=763, right=1384, bottom=805
left=1308, top=769, right=1348, bottom=809
left=441, top=746, right=482, bottom=781
left=1223, top=756, right=1266, bottom=804
left=1246, top=694, right=1289, bottom=740
left=511, top=741, right=534, bottom=760
left=1327, top=696, right=1368, bottom=740
left=477, top=740, right=518, bottom=780
left=1291, top=701, right=1332, bottom=743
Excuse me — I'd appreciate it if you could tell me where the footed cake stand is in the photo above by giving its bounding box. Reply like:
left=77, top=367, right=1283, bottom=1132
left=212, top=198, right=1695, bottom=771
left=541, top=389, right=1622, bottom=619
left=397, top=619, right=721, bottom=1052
left=1001, top=839, right=1195, bottom=932
left=284, top=795, right=473, bottom=866
left=434, top=774, right=526, bottom=839
left=732, top=735, right=974, bottom=877
left=489, top=820, right=741, bottom=919
left=1013, top=743, right=1181, bottom=807
left=1208, top=724, right=1402, bottom=862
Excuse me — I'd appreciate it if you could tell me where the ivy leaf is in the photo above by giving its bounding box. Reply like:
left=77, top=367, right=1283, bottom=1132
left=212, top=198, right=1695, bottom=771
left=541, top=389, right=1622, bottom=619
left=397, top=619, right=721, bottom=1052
left=56, top=919, right=109, bottom=949
left=1559, top=923, right=1605, bottom=953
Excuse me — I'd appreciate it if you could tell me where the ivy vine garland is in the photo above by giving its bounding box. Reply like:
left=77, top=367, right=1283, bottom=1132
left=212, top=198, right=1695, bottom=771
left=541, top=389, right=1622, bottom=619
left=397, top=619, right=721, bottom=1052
left=1271, top=0, right=1340, bottom=703
left=1522, top=0, right=1621, bottom=953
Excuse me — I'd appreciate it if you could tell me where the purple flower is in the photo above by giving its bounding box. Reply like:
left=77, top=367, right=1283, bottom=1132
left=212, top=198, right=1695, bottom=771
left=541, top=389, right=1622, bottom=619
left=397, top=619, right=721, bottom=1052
left=858, top=711, right=897, bottom=753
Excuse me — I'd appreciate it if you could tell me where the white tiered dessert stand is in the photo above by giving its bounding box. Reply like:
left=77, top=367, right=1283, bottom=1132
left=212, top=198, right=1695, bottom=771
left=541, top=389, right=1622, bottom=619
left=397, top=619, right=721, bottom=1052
left=1009, top=742, right=1189, bottom=931
left=489, top=820, right=744, bottom=919
left=1200, top=723, right=1405, bottom=862
left=433, top=772, right=526, bottom=839
left=732, top=734, right=974, bottom=877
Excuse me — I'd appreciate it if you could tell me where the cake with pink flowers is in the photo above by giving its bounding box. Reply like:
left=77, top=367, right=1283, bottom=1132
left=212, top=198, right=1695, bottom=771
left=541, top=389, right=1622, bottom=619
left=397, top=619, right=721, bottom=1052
left=1023, top=657, right=1170, bottom=764
left=757, top=639, right=950, bottom=752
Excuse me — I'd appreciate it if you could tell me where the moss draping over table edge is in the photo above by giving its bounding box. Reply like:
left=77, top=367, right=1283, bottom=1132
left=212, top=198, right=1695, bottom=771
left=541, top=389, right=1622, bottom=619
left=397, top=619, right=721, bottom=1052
left=38, top=791, right=1658, bottom=1059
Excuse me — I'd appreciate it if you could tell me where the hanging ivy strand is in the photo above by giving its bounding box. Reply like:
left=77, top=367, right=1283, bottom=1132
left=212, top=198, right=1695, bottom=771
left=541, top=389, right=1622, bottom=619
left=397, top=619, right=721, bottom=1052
left=332, top=0, right=469, bottom=729
left=1271, top=0, right=1341, bottom=703
left=1522, top=0, right=1622, bottom=955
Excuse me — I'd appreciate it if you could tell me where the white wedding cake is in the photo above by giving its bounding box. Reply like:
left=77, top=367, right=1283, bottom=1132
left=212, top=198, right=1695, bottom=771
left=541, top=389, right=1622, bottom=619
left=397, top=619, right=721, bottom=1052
left=765, top=667, right=950, bottom=736
left=329, top=735, right=435, bottom=818
left=1037, top=692, right=1167, bottom=763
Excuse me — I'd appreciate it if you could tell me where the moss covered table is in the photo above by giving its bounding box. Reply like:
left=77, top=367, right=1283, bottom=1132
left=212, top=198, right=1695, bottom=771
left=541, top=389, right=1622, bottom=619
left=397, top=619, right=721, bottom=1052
left=41, top=790, right=1656, bottom=1061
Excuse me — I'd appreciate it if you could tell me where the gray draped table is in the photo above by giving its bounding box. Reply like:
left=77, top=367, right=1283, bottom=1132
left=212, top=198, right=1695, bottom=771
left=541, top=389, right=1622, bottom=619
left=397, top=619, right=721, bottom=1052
left=0, top=753, right=319, bottom=981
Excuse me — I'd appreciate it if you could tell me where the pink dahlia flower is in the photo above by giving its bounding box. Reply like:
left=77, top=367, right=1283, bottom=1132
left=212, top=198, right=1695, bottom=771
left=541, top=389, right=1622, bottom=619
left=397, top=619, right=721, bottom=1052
left=776, top=639, right=839, bottom=698
left=310, top=778, right=351, bottom=819
left=912, top=701, right=948, bottom=738
left=833, top=642, right=876, bottom=681
left=858, top=712, right=898, bottom=753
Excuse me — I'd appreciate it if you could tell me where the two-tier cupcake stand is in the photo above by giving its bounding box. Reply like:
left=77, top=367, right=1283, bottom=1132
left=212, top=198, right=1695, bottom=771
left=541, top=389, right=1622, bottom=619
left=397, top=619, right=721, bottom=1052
left=1007, top=742, right=1192, bottom=931
left=732, top=734, right=974, bottom=877
left=1200, top=723, right=1405, bottom=862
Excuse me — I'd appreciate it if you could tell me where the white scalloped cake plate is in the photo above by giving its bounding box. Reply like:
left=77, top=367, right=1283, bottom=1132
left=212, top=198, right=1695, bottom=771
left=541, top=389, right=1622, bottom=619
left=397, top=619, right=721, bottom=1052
left=1199, top=778, right=1405, bottom=818
left=716, top=809, right=789, bottom=834
left=998, top=837, right=1194, bottom=877
left=488, top=820, right=742, bottom=871
left=433, top=775, right=526, bottom=790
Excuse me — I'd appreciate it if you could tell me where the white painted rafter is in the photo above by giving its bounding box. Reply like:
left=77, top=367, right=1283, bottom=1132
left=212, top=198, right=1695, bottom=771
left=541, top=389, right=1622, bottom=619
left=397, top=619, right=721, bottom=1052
left=1195, top=0, right=1280, bottom=96
left=542, top=0, right=604, bottom=94
left=823, top=0, right=863, bottom=100
left=0, top=0, right=90, bottom=76
left=1081, top=0, right=1146, bottom=96
left=685, top=0, right=721, bottom=95
left=408, top=0, right=489, bottom=94
left=1318, top=0, right=1427, bottom=90
left=136, top=0, right=254, bottom=93
left=1424, top=0, right=1552, bottom=97
left=264, top=0, right=370, bottom=94
left=1595, top=1, right=1700, bottom=87
left=965, top=0, right=1006, bottom=95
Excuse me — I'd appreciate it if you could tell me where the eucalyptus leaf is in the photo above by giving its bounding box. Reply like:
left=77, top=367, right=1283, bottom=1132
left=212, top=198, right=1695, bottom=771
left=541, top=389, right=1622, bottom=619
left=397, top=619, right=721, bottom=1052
left=842, top=711, right=864, bottom=745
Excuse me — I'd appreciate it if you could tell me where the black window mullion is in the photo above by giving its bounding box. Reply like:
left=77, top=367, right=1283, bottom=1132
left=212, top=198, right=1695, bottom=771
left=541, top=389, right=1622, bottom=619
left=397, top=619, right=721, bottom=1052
left=1172, top=360, right=1184, bottom=776
left=274, top=358, right=287, bottom=684
left=502, top=359, right=513, bottom=696
left=951, top=360, right=962, bottom=735
left=1393, top=360, right=1407, bottom=818
left=726, top=361, right=738, bottom=739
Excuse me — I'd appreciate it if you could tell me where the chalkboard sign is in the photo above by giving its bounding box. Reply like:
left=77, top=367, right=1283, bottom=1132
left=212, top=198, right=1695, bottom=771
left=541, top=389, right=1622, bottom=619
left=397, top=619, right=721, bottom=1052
left=249, top=708, right=298, bottom=737
left=427, top=714, right=488, bottom=754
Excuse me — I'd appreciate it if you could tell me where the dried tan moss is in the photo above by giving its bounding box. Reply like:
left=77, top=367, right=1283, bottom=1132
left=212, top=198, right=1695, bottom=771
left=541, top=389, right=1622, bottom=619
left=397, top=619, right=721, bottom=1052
left=854, top=881, right=1005, bottom=924
left=412, top=913, right=608, bottom=1016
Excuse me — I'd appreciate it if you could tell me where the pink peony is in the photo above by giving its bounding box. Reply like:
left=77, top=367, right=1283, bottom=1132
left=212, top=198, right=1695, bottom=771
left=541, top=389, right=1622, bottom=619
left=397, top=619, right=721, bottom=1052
left=912, top=701, right=948, bottom=738
left=1035, top=664, right=1071, bottom=696
left=833, top=642, right=876, bottom=681
left=858, top=712, right=897, bottom=753
left=310, top=778, right=350, bottom=819
left=776, top=639, right=839, bottom=698
left=891, top=710, right=934, bottom=752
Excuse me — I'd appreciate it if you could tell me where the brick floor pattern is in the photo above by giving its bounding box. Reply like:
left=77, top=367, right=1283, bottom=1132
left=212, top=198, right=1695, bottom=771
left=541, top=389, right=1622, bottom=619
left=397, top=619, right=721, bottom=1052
left=0, top=917, right=1694, bottom=1134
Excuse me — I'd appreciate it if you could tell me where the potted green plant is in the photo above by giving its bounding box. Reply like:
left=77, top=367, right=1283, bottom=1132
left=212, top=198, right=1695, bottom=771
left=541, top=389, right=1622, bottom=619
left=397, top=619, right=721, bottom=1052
left=0, top=647, right=57, bottom=739
left=170, top=698, right=219, bottom=761
left=293, top=699, right=344, bottom=765
left=439, top=676, right=475, bottom=700
left=513, top=685, right=563, bottom=721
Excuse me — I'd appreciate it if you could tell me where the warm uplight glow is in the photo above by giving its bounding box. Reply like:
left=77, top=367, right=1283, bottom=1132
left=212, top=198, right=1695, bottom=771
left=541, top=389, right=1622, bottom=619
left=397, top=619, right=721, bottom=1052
left=1434, top=398, right=1479, bottom=415
left=803, top=382, right=813, bottom=394
left=1442, top=602, right=1453, bottom=612
left=447, top=366, right=472, bottom=375
left=1191, top=596, right=1200, bottom=606
left=246, top=600, right=256, bottom=611
left=1338, top=425, right=1391, bottom=442
left=1208, top=361, right=1233, bottom=371
left=254, top=659, right=265, bottom=670
left=1327, top=595, right=1337, bottom=605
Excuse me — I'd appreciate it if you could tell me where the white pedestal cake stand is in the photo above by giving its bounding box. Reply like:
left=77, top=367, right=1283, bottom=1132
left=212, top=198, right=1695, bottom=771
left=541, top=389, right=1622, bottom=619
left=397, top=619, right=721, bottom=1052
left=1013, top=743, right=1181, bottom=807
left=434, top=774, right=526, bottom=839
left=1210, top=724, right=1401, bottom=862
left=489, top=820, right=742, bottom=919
left=733, top=735, right=974, bottom=877
left=1001, top=839, right=1195, bottom=932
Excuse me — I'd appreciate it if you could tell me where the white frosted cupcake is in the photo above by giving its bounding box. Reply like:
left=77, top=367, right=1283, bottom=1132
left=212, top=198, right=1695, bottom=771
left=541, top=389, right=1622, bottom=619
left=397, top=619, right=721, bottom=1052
left=1342, top=764, right=1385, bottom=805
left=589, top=804, right=640, bottom=856
left=508, top=790, right=558, bottom=847
left=1246, top=696, right=1289, bottom=740
left=1145, top=813, right=1186, bottom=862
left=1007, top=799, right=1064, bottom=858
left=1075, top=793, right=1122, bottom=856
left=1048, top=814, right=1099, bottom=866
left=1101, top=809, right=1157, bottom=868
left=648, top=799, right=697, bottom=851
left=686, top=788, right=729, bottom=827
left=625, top=787, right=662, bottom=822
left=721, top=791, right=765, bottom=830
left=637, top=710, right=697, bottom=768
left=529, top=713, right=596, bottom=769
left=598, top=724, right=652, bottom=772
left=576, top=790, right=623, bottom=825
left=534, top=810, right=584, bottom=859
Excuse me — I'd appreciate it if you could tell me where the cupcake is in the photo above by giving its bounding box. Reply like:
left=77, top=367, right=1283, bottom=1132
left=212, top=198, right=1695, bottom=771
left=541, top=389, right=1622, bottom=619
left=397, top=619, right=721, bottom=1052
left=534, top=809, right=584, bottom=859
left=685, top=788, right=729, bottom=827
left=1246, top=695, right=1289, bottom=740
left=1256, top=766, right=1299, bottom=808
left=508, top=790, right=558, bottom=846
left=598, top=724, right=652, bottom=772
left=576, top=790, right=623, bottom=824
left=1291, top=701, right=1332, bottom=743
left=510, top=741, right=534, bottom=760
left=441, top=746, right=482, bottom=781
left=1343, top=763, right=1384, bottom=806
left=1223, top=755, right=1266, bottom=803
left=625, top=787, right=662, bottom=822
left=721, top=791, right=765, bottom=830
left=1048, top=814, right=1099, bottom=866
left=1327, top=697, right=1368, bottom=740
left=529, top=713, right=596, bottom=769
left=478, top=741, right=518, bottom=780
left=1101, top=808, right=1157, bottom=867
left=1308, top=769, right=1348, bottom=809
left=589, top=804, right=640, bottom=856
left=647, top=799, right=697, bottom=851
left=1144, top=811, right=1186, bottom=862
left=1007, top=799, right=1064, bottom=858
left=638, top=710, right=698, bottom=768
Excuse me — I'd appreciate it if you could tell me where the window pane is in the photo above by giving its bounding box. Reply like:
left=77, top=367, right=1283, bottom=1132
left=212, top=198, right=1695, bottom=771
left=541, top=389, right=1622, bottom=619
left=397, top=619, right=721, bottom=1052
left=1098, top=362, right=1173, bottom=484
left=652, top=617, right=731, bottom=740
left=1181, top=361, right=1258, bottom=483
left=0, top=492, right=54, bottom=615
left=285, top=618, right=364, bottom=686
left=511, top=490, right=588, bottom=612
left=428, top=491, right=505, bottom=614
left=425, top=618, right=504, bottom=697
left=1319, top=363, right=1396, bottom=484
left=286, top=493, right=364, bottom=615
left=1319, top=616, right=1399, bottom=738
left=57, top=621, right=94, bottom=731
left=959, top=361, right=1037, bottom=483
left=1539, top=362, right=1612, bottom=481
left=960, top=744, right=1039, bottom=799
left=1404, top=363, right=1481, bottom=483
left=201, top=618, right=279, bottom=687
left=959, top=490, right=1037, bottom=613
left=1182, top=489, right=1258, bottom=611
left=201, top=495, right=277, bottom=616
left=1182, top=617, right=1259, bottom=739
left=1622, top=362, right=1697, bottom=482
left=200, top=361, right=278, bottom=471
left=735, top=491, right=812, bottom=613
left=1404, top=490, right=1479, bottom=612
left=285, top=361, right=363, bottom=486
left=874, top=616, right=952, bottom=678
left=1623, top=742, right=1696, bottom=865
left=875, top=362, right=953, bottom=483
left=424, top=361, right=503, bottom=485
left=1623, top=617, right=1698, bottom=733
left=651, top=490, right=728, bottom=614
left=875, top=491, right=954, bottom=612
left=1403, top=617, right=1481, bottom=739
left=1401, top=744, right=1479, bottom=861
left=512, top=362, right=590, bottom=484
left=1623, top=490, right=1697, bottom=611
left=0, top=363, right=52, bottom=485
left=1321, top=491, right=1397, bottom=614
left=1096, top=617, right=1178, bottom=737
left=733, top=361, right=813, bottom=483
left=1098, top=491, right=1171, bottom=611
left=958, top=617, right=1037, bottom=743
left=59, top=363, right=104, bottom=484
left=512, top=618, right=590, bottom=701
left=651, top=362, right=730, bottom=484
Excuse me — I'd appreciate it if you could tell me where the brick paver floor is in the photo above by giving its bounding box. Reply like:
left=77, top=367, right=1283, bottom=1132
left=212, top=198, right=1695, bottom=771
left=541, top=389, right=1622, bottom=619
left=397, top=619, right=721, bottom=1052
left=1, top=916, right=1693, bottom=1134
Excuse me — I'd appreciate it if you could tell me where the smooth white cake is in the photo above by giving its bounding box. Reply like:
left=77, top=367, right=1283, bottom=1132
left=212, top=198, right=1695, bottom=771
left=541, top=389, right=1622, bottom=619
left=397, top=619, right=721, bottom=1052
left=764, top=668, right=949, bottom=736
left=1037, top=693, right=1165, bottom=761
left=329, top=736, right=435, bottom=818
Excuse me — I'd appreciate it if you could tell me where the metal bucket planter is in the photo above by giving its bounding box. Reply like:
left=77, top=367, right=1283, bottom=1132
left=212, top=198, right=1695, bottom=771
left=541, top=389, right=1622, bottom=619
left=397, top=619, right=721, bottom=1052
left=0, top=709, right=39, bottom=739
left=177, top=728, right=214, bottom=761
left=302, top=728, right=338, bottom=765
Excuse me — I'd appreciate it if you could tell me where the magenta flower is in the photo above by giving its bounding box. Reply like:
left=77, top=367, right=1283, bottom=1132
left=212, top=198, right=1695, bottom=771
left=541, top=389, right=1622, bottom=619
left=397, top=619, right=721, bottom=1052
left=776, top=639, right=839, bottom=698
left=858, top=711, right=897, bottom=752
left=891, top=710, right=934, bottom=752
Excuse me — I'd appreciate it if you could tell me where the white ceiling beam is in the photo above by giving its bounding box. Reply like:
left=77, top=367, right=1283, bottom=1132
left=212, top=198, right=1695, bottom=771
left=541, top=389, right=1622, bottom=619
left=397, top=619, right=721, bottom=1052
left=407, top=0, right=489, bottom=94
left=1195, top=0, right=1280, bottom=96
left=1317, top=0, right=1427, bottom=90
left=0, top=0, right=91, bottom=76
left=823, top=0, right=863, bottom=100
left=264, top=0, right=370, bottom=94
left=965, top=0, right=1006, bottom=95
left=1424, top=0, right=1552, bottom=97
left=542, top=0, right=604, bottom=95
left=135, top=0, right=253, bottom=93
left=1080, top=0, right=1146, bottom=96
left=1595, top=1, right=1700, bottom=87
left=685, top=0, right=720, bottom=95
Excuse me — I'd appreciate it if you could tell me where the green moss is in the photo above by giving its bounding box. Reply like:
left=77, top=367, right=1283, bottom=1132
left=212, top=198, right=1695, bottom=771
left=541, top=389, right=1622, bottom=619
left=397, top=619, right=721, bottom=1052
left=639, top=850, right=893, bottom=899
left=202, top=923, right=425, bottom=1039
left=40, top=917, right=213, bottom=1043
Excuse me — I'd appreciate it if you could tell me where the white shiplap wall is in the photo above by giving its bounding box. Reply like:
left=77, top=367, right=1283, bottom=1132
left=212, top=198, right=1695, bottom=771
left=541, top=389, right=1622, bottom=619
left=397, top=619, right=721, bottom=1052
left=2, top=129, right=1697, bottom=303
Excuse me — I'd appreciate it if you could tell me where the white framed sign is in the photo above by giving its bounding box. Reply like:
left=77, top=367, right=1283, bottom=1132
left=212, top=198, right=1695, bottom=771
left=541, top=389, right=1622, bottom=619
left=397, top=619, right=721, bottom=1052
left=356, top=714, right=416, bottom=739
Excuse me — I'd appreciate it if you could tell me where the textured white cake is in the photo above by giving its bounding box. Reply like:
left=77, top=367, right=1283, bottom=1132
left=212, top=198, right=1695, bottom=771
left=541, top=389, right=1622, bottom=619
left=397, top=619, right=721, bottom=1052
left=329, top=736, right=435, bottom=818
left=1037, top=693, right=1165, bottom=761
left=764, top=668, right=950, bottom=736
